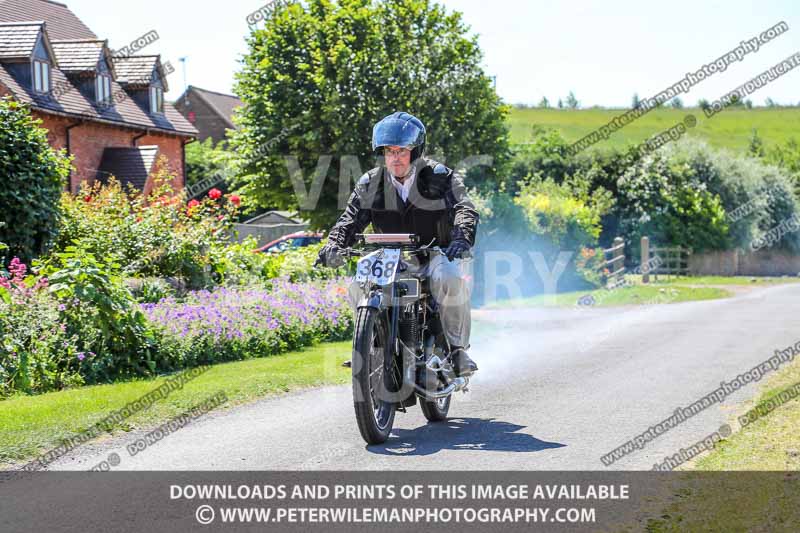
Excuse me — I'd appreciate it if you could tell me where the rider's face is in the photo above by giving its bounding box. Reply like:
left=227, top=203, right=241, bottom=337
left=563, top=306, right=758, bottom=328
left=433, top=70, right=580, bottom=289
left=385, top=146, right=412, bottom=178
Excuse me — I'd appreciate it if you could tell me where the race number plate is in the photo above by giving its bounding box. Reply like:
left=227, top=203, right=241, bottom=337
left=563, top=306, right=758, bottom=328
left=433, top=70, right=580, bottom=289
left=355, top=249, right=401, bottom=286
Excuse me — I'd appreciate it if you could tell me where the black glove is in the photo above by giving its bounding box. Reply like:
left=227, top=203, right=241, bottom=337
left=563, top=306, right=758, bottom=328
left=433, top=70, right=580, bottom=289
left=317, top=243, right=346, bottom=268
left=444, top=239, right=470, bottom=262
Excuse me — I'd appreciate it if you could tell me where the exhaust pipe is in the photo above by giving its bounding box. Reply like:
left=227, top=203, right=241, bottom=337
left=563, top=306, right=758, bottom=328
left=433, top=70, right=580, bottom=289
left=415, top=355, right=469, bottom=399
left=424, top=377, right=468, bottom=399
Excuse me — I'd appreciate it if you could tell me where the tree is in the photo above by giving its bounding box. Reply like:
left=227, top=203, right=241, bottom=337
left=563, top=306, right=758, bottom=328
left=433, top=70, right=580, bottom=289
left=565, top=91, right=579, bottom=109
left=557, top=98, right=563, bottom=109
left=538, top=96, right=550, bottom=108
left=748, top=129, right=765, bottom=158
left=231, top=0, right=510, bottom=228
left=185, top=138, right=234, bottom=199
left=765, top=97, right=777, bottom=108
left=631, top=93, right=641, bottom=109
left=745, top=99, right=753, bottom=109
left=670, top=97, right=683, bottom=109
left=0, top=98, right=71, bottom=263
left=698, top=98, right=711, bottom=111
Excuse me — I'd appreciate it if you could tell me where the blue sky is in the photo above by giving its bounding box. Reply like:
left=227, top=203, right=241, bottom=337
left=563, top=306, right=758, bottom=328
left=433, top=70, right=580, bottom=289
left=62, top=0, right=799, bottom=107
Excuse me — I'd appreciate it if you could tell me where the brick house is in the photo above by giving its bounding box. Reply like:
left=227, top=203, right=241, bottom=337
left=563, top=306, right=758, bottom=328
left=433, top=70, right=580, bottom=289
left=174, top=85, right=241, bottom=145
left=0, top=0, right=197, bottom=195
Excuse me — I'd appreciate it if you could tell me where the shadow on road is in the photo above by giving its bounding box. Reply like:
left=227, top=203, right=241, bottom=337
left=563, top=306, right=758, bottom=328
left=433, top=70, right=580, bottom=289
left=367, top=417, right=565, bottom=456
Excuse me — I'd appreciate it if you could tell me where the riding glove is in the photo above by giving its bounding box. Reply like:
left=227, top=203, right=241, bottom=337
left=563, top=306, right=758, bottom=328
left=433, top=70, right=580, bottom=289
left=317, top=243, right=346, bottom=268
left=444, top=239, right=470, bottom=262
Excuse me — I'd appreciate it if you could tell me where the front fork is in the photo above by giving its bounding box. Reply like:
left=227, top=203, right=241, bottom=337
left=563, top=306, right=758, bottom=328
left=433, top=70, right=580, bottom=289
left=357, top=284, right=415, bottom=403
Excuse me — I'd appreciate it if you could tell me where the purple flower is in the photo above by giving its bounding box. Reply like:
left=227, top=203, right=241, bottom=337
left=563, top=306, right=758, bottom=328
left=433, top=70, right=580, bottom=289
left=77, top=352, right=86, bottom=361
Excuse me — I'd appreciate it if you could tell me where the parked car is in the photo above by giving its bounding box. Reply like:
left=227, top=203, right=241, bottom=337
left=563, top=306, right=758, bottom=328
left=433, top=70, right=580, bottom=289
left=254, top=232, right=324, bottom=254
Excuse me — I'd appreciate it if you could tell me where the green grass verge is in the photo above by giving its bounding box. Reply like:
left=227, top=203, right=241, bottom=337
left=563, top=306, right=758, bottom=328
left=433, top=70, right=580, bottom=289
left=483, top=275, right=800, bottom=309
left=508, top=107, right=800, bottom=152
left=636, top=357, right=800, bottom=531
left=691, top=357, right=800, bottom=471
left=649, top=275, right=800, bottom=286
left=0, top=341, right=351, bottom=465
left=483, top=285, right=731, bottom=309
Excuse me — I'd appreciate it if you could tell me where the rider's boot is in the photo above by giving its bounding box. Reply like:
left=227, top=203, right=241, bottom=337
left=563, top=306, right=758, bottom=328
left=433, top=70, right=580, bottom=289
left=451, top=346, right=477, bottom=377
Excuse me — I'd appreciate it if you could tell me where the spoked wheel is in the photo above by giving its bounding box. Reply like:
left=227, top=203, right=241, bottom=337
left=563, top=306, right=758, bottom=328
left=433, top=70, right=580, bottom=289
left=352, top=307, right=395, bottom=444
left=420, top=393, right=451, bottom=422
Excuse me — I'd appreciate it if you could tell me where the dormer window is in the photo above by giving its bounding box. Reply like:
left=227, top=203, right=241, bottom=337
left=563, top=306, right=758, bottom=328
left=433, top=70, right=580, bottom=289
left=96, top=74, right=112, bottom=106
left=149, top=86, right=163, bottom=114
left=33, top=60, right=51, bottom=94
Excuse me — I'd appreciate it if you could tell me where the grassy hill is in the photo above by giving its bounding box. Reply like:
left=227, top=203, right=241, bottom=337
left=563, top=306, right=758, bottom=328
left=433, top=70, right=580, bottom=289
left=508, top=107, right=799, bottom=153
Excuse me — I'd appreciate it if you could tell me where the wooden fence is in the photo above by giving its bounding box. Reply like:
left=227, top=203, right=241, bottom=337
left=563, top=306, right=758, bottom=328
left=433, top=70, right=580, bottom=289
left=602, top=237, right=626, bottom=288
left=641, top=236, right=691, bottom=282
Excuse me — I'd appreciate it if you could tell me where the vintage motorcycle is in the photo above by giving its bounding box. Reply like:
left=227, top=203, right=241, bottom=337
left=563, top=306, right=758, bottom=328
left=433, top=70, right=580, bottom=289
left=337, top=233, right=471, bottom=445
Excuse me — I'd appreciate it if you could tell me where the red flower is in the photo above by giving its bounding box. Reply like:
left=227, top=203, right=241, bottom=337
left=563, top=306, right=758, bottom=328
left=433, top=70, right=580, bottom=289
left=83, top=195, right=92, bottom=203
left=208, top=188, right=222, bottom=200
left=229, top=194, right=241, bottom=207
left=187, top=199, right=200, bottom=209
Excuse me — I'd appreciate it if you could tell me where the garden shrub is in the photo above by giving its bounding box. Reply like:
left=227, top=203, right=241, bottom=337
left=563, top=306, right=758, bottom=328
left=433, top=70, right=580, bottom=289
left=42, top=246, right=160, bottom=382
left=54, top=164, right=240, bottom=289
left=616, top=148, right=730, bottom=257
left=0, top=257, right=83, bottom=396
left=0, top=98, right=72, bottom=263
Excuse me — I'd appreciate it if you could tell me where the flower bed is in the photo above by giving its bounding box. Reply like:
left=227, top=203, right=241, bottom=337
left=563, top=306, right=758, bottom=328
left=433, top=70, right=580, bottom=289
left=140, top=278, right=353, bottom=367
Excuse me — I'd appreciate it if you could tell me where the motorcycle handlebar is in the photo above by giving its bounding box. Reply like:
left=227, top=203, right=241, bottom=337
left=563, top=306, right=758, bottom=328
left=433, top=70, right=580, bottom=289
left=341, top=245, right=473, bottom=261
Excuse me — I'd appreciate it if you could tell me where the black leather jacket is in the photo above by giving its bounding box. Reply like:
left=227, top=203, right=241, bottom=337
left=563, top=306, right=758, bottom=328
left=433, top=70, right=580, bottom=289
left=325, top=158, right=479, bottom=250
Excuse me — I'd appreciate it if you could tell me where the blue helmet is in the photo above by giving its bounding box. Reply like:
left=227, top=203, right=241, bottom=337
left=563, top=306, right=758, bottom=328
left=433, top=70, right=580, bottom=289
left=372, top=112, right=426, bottom=162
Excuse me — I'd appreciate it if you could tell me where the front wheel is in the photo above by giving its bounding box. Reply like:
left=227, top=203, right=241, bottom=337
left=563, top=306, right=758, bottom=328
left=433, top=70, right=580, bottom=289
left=420, top=394, right=451, bottom=422
left=352, top=307, right=395, bottom=444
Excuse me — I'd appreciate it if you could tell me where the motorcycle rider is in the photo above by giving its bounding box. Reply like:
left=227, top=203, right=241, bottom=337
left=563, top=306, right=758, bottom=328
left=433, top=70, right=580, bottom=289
left=317, top=112, right=479, bottom=377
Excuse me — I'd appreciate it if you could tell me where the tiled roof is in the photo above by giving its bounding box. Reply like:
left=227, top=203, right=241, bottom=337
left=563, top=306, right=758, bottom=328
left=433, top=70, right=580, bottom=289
left=0, top=0, right=96, bottom=40
left=112, top=55, right=165, bottom=89
left=50, top=39, right=106, bottom=73
left=96, top=145, right=159, bottom=190
left=189, top=86, right=242, bottom=128
left=0, top=1, right=194, bottom=137
left=0, top=21, right=42, bottom=59
left=0, top=62, right=197, bottom=136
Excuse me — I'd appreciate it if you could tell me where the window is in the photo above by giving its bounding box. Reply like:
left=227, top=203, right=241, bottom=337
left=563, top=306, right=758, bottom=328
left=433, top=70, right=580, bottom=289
left=96, top=74, right=112, bottom=106
left=149, top=86, right=163, bottom=114
left=32, top=61, right=50, bottom=94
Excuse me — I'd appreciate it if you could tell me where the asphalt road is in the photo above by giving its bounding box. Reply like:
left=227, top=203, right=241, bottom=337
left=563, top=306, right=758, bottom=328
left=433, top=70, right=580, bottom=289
left=50, top=283, right=800, bottom=471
